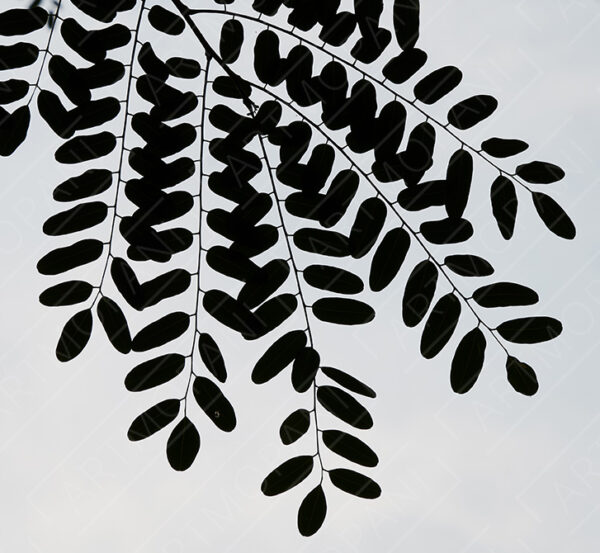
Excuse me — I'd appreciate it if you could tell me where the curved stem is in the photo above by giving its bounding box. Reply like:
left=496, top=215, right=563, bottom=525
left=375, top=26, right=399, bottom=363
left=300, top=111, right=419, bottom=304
left=188, top=8, right=534, bottom=196
left=254, top=115, right=325, bottom=480
left=170, top=0, right=327, bottom=476
left=247, top=79, right=511, bottom=358
left=26, top=0, right=63, bottom=106
left=174, top=3, right=509, bottom=472
left=183, top=57, right=212, bottom=416
left=170, top=0, right=256, bottom=113
left=92, top=0, right=146, bottom=306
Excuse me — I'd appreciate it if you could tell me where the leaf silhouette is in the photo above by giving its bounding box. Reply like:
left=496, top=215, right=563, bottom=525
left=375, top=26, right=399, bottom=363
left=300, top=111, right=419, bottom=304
left=481, top=137, right=528, bottom=158
left=197, top=333, right=227, bottom=383
left=329, top=468, right=381, bottom=499
left=37, top=239, right=104, bottom=276
left=393, top=0, right=420, bottom=50
left=298, top=486, right=327, bottom=537
left=56, top=309, right=93, bottom=362
left=403, top=260, right=438, bottom=327
left=0, top=8, right=47, bottom=36
left=445, top=150, right=473, bottom=219
left=166, top=417, right=200, bottom=471
left=450, top=328, right=486, bottom=394
left=317, top=386, right=373, bottom=429
left=516, top=161, right=565, bottom=184
left=21, top=0, right=575, bottom=536
left=97, top=296, right=131, bottom=354
left=53, top=170, right=113, bottom=202
left=280, top=409, right=311, bottom=446
left=312, top=298, right=375, bottom=326
left=349, top=197, right=387, bottom=258
left=414, top=66, right=462, bottom=104
left=532, top=192, right=576, bottom=240
left=127, top=399, right=180, bottom=442
left=39, top=281, right=93, bottom=307
left=125, top=354, right=185, bottom=392
left=148, top=6, right=184, bottom=35
left=420, top=294, right=461, bottom=359
left=491, top=176, right=518, bottom=239
left=303, top=265, right=364, bottom=295
left=0, top=43, right=39, bottom=71
left=193, top=377, right=236, bottom=432
left=321, top=367, right=376, bottom=398
left=506, top=356, right=539, bottom=396
left=497, top=317, right=562, bottom=344
left=322, top=430, right=378, bottom=467
left=472, top=283, right=539, bottom=308
left=43, top=202, right=108, bottom=236
left=252, top=331, right=307, bottom=384
left=369, top=227, right=411, bottom=292
left=291, top=347, right=320, bottom=393
left=261, top=456, right=314, bottom=496
left=131, top=313, right=190, bottom=352
left=444, top=255, right=494, bottom=277
left=447, top=95, right=498, bottom=130
left=0, top=105, right=30, bottom=156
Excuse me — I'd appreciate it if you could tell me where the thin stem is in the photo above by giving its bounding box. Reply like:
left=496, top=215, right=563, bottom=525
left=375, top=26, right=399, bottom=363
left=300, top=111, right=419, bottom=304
left=171, top=1, right=326, bottom=474
left=248, top=79, right=511, bottom=357
left=92, top=0, right=146, bottom=305
left=170, top=0, right=256, bottom=113
left=188, top=8, right=533, bottom=195
left=183, top=57, right=212, bottom=416
left=27, top=0, right=63, bottom=106
left=174, top=2, right=508, bottom=477
left=254, top=112, right=325, bottom=481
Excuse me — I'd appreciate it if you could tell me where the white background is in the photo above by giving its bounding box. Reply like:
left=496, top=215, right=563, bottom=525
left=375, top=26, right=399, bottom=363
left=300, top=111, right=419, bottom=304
left=1, top=0, right=599, bottom=551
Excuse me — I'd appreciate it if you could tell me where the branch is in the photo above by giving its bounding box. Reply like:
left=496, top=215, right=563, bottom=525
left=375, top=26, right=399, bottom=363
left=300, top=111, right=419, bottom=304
left=92, top=0, right=147, bottom=306
left=182, top=56, right=212, bottom=416
left=170, top=0, right=256, bottom=113
left=247, top=78, right=512, bottom=358
left=189, top=8, right=534, bottom=195
left=255, top=122, right=326, bottom=484
left=27, top=0, right=63, bottom=105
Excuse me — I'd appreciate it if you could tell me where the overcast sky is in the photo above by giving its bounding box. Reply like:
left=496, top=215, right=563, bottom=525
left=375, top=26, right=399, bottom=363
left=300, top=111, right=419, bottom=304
left=1, top=1, right=600, bottom=551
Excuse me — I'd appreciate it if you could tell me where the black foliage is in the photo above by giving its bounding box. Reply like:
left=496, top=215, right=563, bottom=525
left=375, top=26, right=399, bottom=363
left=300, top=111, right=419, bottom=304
left=8, top=0, right=572, bottom=537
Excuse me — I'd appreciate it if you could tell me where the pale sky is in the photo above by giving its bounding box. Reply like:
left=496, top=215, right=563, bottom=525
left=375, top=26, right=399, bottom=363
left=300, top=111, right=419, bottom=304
left=1, top=1, right=599, bottom=551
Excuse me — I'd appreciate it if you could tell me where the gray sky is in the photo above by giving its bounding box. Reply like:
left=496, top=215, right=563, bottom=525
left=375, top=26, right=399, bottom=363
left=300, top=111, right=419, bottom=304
left=1, top=0, right=599, bottom=551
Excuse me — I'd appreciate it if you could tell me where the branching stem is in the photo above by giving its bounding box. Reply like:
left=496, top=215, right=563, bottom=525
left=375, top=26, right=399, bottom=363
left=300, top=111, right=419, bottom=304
left=26, top=0, right=63, bottom=106
left=249, top=80, right=511, bottom=358
left=188, top=8, right=534, bottom=196
left=255, top=116, right=325, bottom=483
left=173, top=0, right=327, bottom=479
left=183, top=57, right=212, bottom=416
left=92, top=0, right=146, bottom=306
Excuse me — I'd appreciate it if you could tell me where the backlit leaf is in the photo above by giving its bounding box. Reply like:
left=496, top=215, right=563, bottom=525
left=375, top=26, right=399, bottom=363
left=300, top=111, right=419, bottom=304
left=312, top=298, right=375, bottom=326
left=127, top=399, right=180, bottom=442
left=317, top=386, right=373, bottom=429
left=125, top=354, right=185, bottom=392
left=532, top=192, right=576, bottom=240
left=261, top=456, right=314, bottom=496
left=56, top=309, right=92, bottom=362
left=329, top=468, right=381, bottom=499
left=497, top=317, right=562, bottom=344
left=322, top=430, right=378, bottom=467
left=506, top=356, right=539, bottom=396
left=450, top=328, right=486, bottom=394
left=97, top=296, right=131, bottom=354
left=252, top=330, right=307, bottom=384
left=193, top=376, right=236, bottom=432
left=298, top=486, right=327, bottom=537
left=280, top=409, right=311, bottom=445
left=166, top=417, right=200, bottom=471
